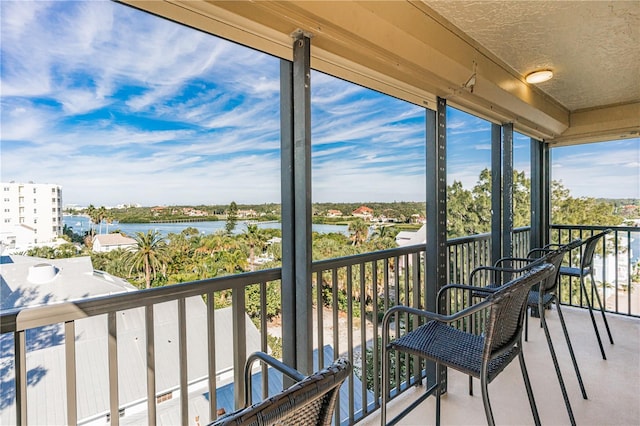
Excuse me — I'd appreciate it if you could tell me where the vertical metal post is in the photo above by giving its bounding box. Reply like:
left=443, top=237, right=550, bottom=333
left=65, top=321, right=78, bottom=425
left=293, top=31, right=313, bottom=375
left=178, top=298, right=188, bottom=423
left=15, top=330, right=27, bottom=425
left=232, top=287, right=247, bottom=408
left=426, top=97, right=447, bottom=392
left=530, top=138, right=550, bottom=250
left=280, top=58, right=296, bottom=376
left=542, top=143, right=551, bottom=247
left=206, top=293, right=217, bottom=419
left=107, top=314, right=118, bottom=426
left=145, top=305, right=157, bottom=424
left=502, top=123, right=514, bottom=259
left=491, top=123, right=502, bottom=264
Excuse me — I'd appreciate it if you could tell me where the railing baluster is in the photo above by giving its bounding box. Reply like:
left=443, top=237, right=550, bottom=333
left=107, top=313, right=118, bottom=426
left=346, top=264, right=354, bottom=424
left=317, top=270, right=324, bottom=371
left=15, top=330, right=27, bottom=425
left=178, top=298, right=188, bottom=425
left=146, top=305, right=156, bottom=424
left=206, top=292, right=217, bottom=421
left=359, top=262, right=367, bottom=418
left=260, top=282, right=268, bottom=400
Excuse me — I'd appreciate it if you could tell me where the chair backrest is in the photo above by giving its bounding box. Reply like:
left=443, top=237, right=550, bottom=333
left=483, top=264, right=555, bottom=357
left=528, top=239, right=582, bottom=294
left=580, top=229, right=612, bottom=270
left=210, top=357, right=351, bottom=426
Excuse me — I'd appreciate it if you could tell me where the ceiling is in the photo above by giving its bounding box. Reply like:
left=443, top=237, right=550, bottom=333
left=123, top=0, right=640, bottom=146
left=424, top=1, right=640, bottom=113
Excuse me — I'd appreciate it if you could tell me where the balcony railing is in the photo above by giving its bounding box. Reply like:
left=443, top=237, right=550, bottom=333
left=1, top=225, right=636, bottom=425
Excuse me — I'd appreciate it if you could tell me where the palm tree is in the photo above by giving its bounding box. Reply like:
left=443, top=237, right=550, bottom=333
left=243, top=224, right=264, bottom=271
left=348, top=219, right=369, bottom=246
left=125, top=230, right=170, bottom=289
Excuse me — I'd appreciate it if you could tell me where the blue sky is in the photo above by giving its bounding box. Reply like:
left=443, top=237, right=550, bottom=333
left=1, top=2, right=638, bottom=207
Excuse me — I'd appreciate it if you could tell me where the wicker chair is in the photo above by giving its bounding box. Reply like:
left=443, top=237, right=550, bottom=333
left=559, top=229, right=614, bottom=360
left=474, top=240, right=585, bottom=426
left=209, top=352, right=351, bottom=426
left=381, top=263, right=555, bottom=426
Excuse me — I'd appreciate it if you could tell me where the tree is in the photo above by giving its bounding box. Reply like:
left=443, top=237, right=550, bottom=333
left=124, top=230, right=170, bottom=289
left=348, top=219, right=369, bottom=246
left=225, top=201, right=238, bottom=235
left=243, top=224, right=265, bottom=271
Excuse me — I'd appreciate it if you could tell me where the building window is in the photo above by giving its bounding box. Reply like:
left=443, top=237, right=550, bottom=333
left=33, top=188, right=36, bottom=194
left=4, top=219, right=10, bottom=223
left=3, top=198, right=8, bottom=202
left=52, top=226, right=57, bottom=232
left=52, top=198, right=56, bottom=202
left=52, top=208, right=56, bottom=213
left=34, top=208, right=37, bottom=214
left=34, top=218, right=37, bottom=224
left=3, top=187, right=9, bottom=191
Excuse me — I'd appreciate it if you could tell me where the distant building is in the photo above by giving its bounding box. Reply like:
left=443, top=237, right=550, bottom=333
left=0, top=255, right=262, bottom=425
left=352, top=205, right=374, bottom=219
left=326, top=209, right=343, bottom=217
left=92, top=233, right=137, bottom=252
left=0, top=181, right=63, bottom=250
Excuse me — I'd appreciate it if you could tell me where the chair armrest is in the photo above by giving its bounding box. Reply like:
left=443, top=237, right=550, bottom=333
left=382, top=297, right=492, bottom=342
left=244, top=351, right=305, bottom=406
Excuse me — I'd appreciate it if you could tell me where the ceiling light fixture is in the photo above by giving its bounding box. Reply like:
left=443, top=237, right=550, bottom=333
left=525, top=69, right=554, bottom=84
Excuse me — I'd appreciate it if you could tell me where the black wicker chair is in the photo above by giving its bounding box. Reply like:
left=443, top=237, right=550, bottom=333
left=559, top=229, right=614, bottom=360
left=381, top=263, right=555, bottom=426
left=473, top=240, right=585, bottom=426
left=209, top=352, right=351, bottom=426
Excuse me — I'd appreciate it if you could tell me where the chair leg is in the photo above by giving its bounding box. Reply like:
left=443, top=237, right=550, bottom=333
left=480, top=372, right=495, bottom=426
left=556, top=303, right=588, bottom=399
left=525, top=305, right=529, bottom=342
left=540, top=303, right=577, bottom=426
left=381, top=336, right=389, bottom=425
left=580, top=275, right=607, bottom=360
left=518, top=349, right=541, bottom=426
left=435, top=363, right=442, bottom=426
left=589, top=271, right=614, bottom=345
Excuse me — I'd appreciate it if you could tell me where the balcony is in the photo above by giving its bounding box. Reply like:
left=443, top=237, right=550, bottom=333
left=2, top=225, right=638, bottom=425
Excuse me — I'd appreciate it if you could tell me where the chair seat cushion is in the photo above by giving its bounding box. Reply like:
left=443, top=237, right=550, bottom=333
left=527, top=290, right=555, bottom=308
left=559, top=266, right=591, bottom=277
left=389, top=321, right=518, bottom=382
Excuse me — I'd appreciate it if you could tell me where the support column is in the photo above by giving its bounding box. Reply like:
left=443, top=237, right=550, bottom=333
left=491, top=123, right=502, bottom=264
left=502, top=123, right=514, bottom=259
left=280, top=31, right=313, bottom=376
left=426, top=97, right=447, bottom=392
left=530, top=138, right=550, bottom=250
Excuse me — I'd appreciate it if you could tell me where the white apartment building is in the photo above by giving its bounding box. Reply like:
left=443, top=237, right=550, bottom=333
left=0, top=181, right=63, bottom=250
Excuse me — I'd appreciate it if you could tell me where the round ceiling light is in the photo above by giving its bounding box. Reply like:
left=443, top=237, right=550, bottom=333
left=525, top=69, right=554, bottom=84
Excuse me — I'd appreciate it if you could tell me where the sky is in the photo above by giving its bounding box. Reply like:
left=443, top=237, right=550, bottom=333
left=1, top=1, right=638, bottom=207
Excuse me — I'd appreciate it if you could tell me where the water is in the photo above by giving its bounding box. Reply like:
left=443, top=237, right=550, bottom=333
left=64, top=215, right=349, bottom=237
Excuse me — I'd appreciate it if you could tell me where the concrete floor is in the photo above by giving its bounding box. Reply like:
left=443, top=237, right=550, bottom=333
left=361, top=306, right=640, bottom=426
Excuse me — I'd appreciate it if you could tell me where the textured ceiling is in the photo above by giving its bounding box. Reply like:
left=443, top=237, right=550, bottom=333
left=424, top=0, right=640, bottom=112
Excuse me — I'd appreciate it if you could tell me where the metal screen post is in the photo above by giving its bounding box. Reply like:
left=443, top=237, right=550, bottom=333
left=426, top=97, right=448, bottom=393
left=502, top=123, right=514, bottom=260
left=491, top=123, right=502, bottom=264
left=280, top=31, right=313, bottom=376
left=530, top=138, right=550, bottom=250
